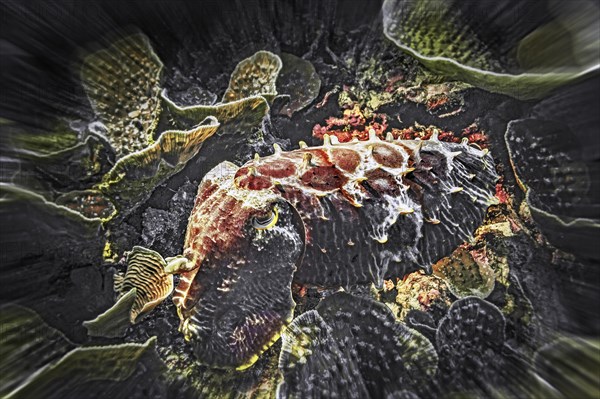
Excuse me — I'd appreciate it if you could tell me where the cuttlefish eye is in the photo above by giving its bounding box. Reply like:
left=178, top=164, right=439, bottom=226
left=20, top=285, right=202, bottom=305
left=252, top=206, right=279, bottom=230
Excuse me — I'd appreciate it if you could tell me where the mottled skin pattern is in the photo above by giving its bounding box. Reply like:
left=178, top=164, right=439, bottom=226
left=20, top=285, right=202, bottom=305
left=167, top=131, right=498, bottom=368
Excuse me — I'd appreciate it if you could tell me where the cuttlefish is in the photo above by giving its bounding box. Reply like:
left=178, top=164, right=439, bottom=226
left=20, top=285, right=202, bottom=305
left=130, top=131, right=497, bottom=369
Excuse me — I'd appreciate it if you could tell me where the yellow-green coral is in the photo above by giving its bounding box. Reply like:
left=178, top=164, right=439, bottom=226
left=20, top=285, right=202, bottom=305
left=83, top=288, right=138, bottom=338
left=223, top=51, right=282, bottom=103
left=395, top=271, right=451, bottom=320
left=1, top=305, right=159, bottom=399
left=433, top=247, right=495, bottom=299
left=5, top=338, right=158, bottom=399
left=382, top=0, right=600, bottom=99
left=81, top=34, right=163, bottom=158
left=96, top=116, right=220, bottom=208
left=9, top=120, right=80, bottom=155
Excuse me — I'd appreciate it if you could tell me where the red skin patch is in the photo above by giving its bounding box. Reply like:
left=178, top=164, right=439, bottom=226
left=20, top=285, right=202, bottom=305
left=234, top=167, right=250, bottom=180
left=236, top=175, right=273, bottom=190
left=177, top=193, right=256, bottom=311
left=331, top=148, right=361, bottom=173
left=301, top=166, right=348, bottom=191
left=364, top=168, right=402, bottom=196
left=235, top=167, right=273, bottom=190
left=303, top=149, right=333, bottom=166
left=257, top=160, right=296, bottom=179
left=371, top=143, right=406, bottom=168
left=195, top=181, right=219, bottom=206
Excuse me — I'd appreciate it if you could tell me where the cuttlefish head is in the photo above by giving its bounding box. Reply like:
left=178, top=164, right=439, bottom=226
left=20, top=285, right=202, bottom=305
left=171, top=161, right=305, bottom=369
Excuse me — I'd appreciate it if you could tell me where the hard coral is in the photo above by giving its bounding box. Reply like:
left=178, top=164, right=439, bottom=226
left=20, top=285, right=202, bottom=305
left=312, top=104, right=388, bottom=142
left=392, top=123, right=489, bottom=148
left=313, top=104, right=489, bottom=149
left=395, top=271, right=451, bottom=320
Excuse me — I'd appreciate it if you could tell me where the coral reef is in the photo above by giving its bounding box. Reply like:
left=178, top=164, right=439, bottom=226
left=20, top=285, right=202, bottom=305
left=1, top=2, right=598, bottom=398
